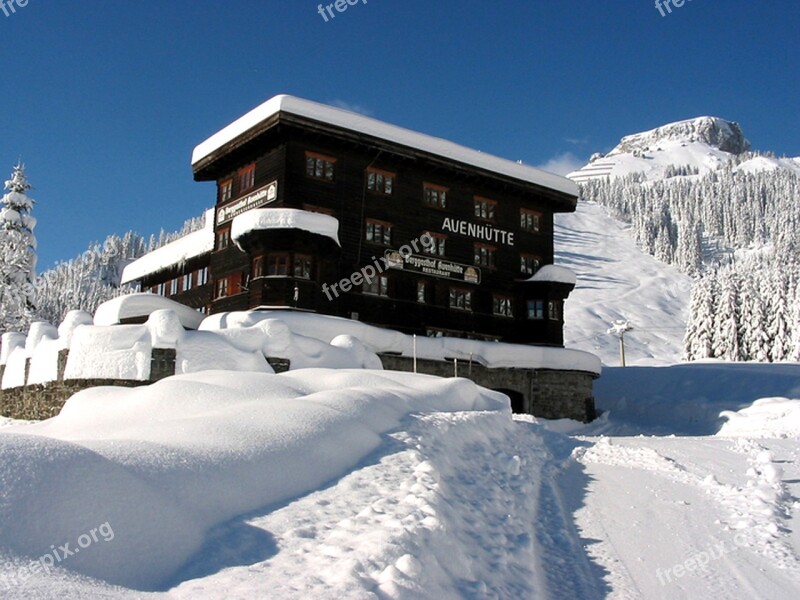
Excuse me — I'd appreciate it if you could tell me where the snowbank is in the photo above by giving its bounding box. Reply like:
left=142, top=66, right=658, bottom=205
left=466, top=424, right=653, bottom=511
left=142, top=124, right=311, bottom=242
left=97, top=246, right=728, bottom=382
left=718, top=397, right=800, bottom=439
left=93, top=293, right=205, bottom=329
left=230, top=208, right=340, bottom=247
left=202, top=310, right=602, bottom=374
left=0, top=332, right=25, bottom=366
left=0, top=369, right=507, bottom=591
left=594, top=362, right=800, bottom=435
left=63, top=324, right=152, bottom=381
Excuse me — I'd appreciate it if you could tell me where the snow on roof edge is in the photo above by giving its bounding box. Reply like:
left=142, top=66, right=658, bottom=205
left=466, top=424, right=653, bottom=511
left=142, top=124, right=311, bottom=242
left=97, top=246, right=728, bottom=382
left=525, top=265, right=577, bottom=286
left=191, top=95, right=578, bottom=198
left=230, top=208, right=340, bottom=247
left=121, top=209, right=215, bottom=284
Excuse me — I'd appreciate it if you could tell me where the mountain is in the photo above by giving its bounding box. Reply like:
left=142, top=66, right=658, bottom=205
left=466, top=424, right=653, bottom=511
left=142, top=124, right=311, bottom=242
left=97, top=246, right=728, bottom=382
left=562, top=116, right=800, bottom=365
left=567, top=116, right=798, bottom=183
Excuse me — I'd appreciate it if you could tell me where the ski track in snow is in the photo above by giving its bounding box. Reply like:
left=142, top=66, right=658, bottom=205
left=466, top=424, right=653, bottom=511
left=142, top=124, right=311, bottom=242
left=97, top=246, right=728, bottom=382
left=556, top=201, right=692, bottom=365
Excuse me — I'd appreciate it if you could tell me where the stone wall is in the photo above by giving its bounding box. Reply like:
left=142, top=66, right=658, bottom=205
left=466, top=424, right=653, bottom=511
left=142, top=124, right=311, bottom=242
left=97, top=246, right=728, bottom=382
left=2, top=347, right=596, bottom=422
left=379, top=354, right=597, bottom=422
left=0, top=379, right=145, bottom=421
left=0, top=349, right=178, bottom=421
left=0, top=350, right=296, bottom=421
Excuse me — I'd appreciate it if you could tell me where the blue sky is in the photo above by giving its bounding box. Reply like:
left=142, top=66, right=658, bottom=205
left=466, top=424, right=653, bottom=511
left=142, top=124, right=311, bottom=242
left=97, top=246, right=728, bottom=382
left=2, top=0, right=798, bottom=270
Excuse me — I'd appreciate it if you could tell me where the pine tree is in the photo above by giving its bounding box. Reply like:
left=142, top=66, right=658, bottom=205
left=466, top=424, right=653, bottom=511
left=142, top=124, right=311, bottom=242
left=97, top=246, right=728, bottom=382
left=713, top=269, right=741, bottom=361
left=0, top=164, right=37, bottom=333
left=791, top=281, right=800, bottom=362
left=767, top=271, right=792, bottom=362
left=683, top=275, right=716, bottom=360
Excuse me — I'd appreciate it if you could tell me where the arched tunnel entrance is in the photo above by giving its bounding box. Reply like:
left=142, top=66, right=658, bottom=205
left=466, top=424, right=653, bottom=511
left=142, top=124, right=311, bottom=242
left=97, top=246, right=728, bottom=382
left=493, top=388, right=526, bottom=414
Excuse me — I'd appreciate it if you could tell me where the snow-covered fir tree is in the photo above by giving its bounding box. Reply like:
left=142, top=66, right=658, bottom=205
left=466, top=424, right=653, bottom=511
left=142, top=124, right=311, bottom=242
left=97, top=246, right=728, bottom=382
left=0, top=164, right=37, bottom=333
left=581, top=159, right=800, bottom=362
left=682, top=255, right=799, bottom=362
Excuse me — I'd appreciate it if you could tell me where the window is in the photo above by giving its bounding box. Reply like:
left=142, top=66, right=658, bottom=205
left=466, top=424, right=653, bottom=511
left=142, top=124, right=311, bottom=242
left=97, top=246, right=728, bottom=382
left=266, top=253, right=290, bottom=276
left=182, top=274, right=192, bottom=290
left=216, top=227, right=231, bottom=250
left=520, top=254, right=541, bottom=276
left=474, top=243, right=496, bottom=268
left=238, top=164, right=255, bottom=192
left=215, top=278, right=230, bottom=299
left=417, top=281, right=427, bottom=304
left=169, top=278, right=180, bottom=296
left=363, top=275, right=389, bottom=297
left=252, top=255, right=264, bottom=278
left=214, top=273, right=243, bottom=299
left=527, top=300, right=545, bottom=320
left=294, top=255, right=312, bottom=279
left=493, top=295, right=514, bottom=317
left=365, top=219, right=393, bottom=246
left=305, top=152, right=336, bottom=181
left=520, top=209, right=541, bottom=233
left=423, top=232, right=447, bottom=256
left=449, top=288, right=472, bottom=311
left=219, top=179, right=233, bottom=203
left=423, top=183, right=447, bottom=208
left=474, top=197, right=496, bottom=220
left=198, top=267, right=209, bottom=285
left=367, top=168, right=395, bottom=195
left=548, top=300, right=562, bottom=321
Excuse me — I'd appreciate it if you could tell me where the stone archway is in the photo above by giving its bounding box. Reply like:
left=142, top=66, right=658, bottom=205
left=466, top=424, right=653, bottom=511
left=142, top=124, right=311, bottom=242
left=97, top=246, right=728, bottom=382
left=493, top=388, right=525, bottom=414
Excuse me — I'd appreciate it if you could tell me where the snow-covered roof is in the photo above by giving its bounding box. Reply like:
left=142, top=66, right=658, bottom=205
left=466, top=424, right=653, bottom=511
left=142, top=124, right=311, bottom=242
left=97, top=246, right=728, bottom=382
left=192, top=95, right=578, bottom=198
left=120, top=209, right=214, bottom=284
left=231, top=208, right=340, bottom=247
left=525, top=265, right=577, bottom=286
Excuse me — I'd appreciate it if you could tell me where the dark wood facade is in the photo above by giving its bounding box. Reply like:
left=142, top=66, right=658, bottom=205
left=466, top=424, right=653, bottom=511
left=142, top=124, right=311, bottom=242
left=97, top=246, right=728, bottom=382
left=135, top=101, right=578, bottom=346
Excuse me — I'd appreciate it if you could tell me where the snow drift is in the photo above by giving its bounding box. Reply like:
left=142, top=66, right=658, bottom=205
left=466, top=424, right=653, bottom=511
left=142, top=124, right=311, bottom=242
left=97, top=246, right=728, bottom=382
left=0, top=369, right=507, bottom=591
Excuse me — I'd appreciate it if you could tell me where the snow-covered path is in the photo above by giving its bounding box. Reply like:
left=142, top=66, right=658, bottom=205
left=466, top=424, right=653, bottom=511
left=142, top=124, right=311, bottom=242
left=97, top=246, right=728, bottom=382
left=568, top=435, right=800, bottom=599
left=169, top=410, right=547, bottom=599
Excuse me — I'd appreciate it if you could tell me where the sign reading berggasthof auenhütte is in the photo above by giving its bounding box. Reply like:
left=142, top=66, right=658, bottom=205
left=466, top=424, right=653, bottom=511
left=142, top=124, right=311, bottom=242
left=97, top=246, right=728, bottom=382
left=384, top=251, right=481, bottom=285
left=216, top=181, right=278, bottom=225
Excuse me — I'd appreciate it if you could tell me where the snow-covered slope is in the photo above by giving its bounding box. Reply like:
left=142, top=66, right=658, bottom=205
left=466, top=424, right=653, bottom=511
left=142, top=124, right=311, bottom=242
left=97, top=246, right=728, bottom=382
left=557, top=201, right=692, bottom=364
left=734, top=154, right=800, bottom=176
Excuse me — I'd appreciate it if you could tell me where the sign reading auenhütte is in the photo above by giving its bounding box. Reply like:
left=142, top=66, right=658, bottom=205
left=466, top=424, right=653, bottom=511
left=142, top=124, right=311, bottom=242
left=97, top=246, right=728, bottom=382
left=216, top=181, right=278, bottom=225
left=384, top=250, right=481, bottom=285
left=441, top=217, right=515, bottom=246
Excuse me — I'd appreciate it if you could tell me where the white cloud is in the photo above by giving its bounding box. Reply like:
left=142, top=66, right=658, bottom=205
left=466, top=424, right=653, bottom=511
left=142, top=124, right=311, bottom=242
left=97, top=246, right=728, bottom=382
left=536, top=152, right=586, bottom=176
left=328, top=99, right=374, bottom=117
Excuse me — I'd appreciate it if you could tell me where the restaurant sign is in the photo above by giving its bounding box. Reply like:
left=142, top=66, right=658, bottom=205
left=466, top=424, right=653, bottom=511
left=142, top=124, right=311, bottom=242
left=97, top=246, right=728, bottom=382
left=216, top=181, right=278, bottom=225
left=384, top=251, right=481, bottom=285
